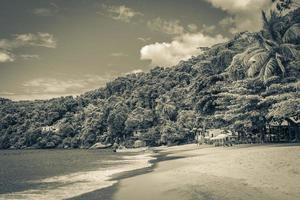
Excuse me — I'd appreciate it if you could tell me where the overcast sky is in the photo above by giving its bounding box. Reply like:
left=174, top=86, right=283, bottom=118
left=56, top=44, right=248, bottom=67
left=0, top=0, right=278, bottom=100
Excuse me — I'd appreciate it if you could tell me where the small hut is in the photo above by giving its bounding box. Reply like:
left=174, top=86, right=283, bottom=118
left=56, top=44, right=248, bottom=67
left=210, top=131, right=237, bottom=146
left=200, top=129, right=236, bottom=145
left=266, top=117, right=300, bottom=142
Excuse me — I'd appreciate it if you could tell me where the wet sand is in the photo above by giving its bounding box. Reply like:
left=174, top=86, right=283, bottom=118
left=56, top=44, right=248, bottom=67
left=72, top=144, right=300, bottom=200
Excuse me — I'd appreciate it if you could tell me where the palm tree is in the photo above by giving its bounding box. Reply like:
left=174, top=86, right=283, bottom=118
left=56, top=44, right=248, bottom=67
left=272, top=0, right=300, bottom=13
left=228, top=8, right=300, bottom=83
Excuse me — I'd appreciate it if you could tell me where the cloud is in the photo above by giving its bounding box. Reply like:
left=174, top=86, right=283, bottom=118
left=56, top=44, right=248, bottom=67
left=140, top=32, right=228, bottom=67
left=0, top=32, right=56, bottom=63
left=102, top=4, right=143, bottom=22
left=126, top=69, right=143, bottom=75
left=20, top=54, right=40, bottom=60
left=23, top=78, right=85, bottom=93
left=33, top=8, right=54, bottom=16
left=33, top=3, right=59, bottom=16
left=147, top=18, right=185, bottom=35
left=0, top=91, right=15, bottom=95
left=219, top=17, right=235, bottom=27
left=14, top=33, right=57, bottom=48
left=110, top=52, right=128, bottom=57
left=187, top=24, right=198, bottom=32
left=0, top=32, right=57, bottom=49
left=22, top=74, right=116, bottom=96
left=0, top=51, right=14, bottom=63
left=201, top=24, right=217, bottom=34
left=137, top=37, right=151, bottom=43
left=205, top=0, right=272, bottom=33
left=218, top=17, right=239, bottom=34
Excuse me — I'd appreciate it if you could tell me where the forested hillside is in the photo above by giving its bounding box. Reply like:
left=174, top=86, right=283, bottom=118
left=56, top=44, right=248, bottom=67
left=1, top=5, right=300, bottom=149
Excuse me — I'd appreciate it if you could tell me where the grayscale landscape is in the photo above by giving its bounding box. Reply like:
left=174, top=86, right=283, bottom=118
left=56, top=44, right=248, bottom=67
left=0, top=0, right=299, bottom=200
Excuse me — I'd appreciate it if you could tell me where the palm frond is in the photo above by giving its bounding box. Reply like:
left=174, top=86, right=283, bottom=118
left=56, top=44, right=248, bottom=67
left=255, top=32, right=266, bottom=47
left=269, top=10, right=284, bottom=42
left=279, top=43, right=300, bottom=60
left=275, top=53, right=285, bottom=76
left=247, top=52, right=270, bottom=77
left=282, top=23, right=300, bottom=44
left=259, top=57, right=277, bottom=81
left=261, top=11, right=273, bottom=40
left=243, top=48, right=266, bottom=67
left=261, top=10, right=269, bottom=30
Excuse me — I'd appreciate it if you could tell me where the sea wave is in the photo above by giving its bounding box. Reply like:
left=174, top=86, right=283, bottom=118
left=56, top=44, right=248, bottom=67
left=0, top=153, right=154, bottom=200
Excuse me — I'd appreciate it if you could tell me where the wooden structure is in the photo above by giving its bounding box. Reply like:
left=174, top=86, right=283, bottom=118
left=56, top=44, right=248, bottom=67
left=211, top=133, right=237, bottom=146
left=196, top=129, right=237, bottom=145
left=266, top=117, right=300, bottom=143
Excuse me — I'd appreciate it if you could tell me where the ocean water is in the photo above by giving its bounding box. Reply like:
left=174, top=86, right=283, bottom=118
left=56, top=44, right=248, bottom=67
left=0, top=150, right=153, bottom=200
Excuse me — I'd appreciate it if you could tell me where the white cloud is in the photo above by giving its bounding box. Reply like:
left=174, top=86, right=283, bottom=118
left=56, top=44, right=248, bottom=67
left=205, top=0, right=272, bottom=33
left=0, top=51, right=14, bottom=63
left=102, top=4, right=143, bottom=22
left=187, top=24, right=198, bottom=32
left=110, top=52, right=128, bottom=57
left=22, top=74, right=116, bottom=95
left=140, top=32, right=228, bottom=67
left=219, top=17, right=235, bottom=27
left=23, top=78, right=84, bottom=93
left=0, top=33, right=56, bottom=63
left=137, top=37, right=151, bottom=42
left=33, top=8, right=54, bottom=16
left=202, top=24, right=217, bottom=34
left=33, top=3, right=59, bottom=16
left=0, top=33, right=57, bottom=49
left=147, top=18, right=185, bottom=35
left=9, top=74, right=119, bottom=100
left=20, top=54, right=40, bottom=60
left=15, top=33, right=57, bottom=48
left=126, top=69, right=143, bottom=75
left=0, top=91, right=15, bottom=95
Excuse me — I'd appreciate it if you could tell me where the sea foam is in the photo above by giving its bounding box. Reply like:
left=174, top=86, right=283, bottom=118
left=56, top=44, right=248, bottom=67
left=0, top=153, right=154, bottom=200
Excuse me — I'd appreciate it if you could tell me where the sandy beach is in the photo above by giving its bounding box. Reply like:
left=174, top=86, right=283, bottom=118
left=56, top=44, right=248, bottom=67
left=107, top=144, right=300, bottom=200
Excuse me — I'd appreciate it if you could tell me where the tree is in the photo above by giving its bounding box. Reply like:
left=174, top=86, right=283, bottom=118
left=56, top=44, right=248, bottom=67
left=24, top=127, right=42, bottom=146
left=139, top=126, right=161, bottom=146
left=177, top=110, right=198, bottom=130
left=0, top=133, right=10, bottom=149
left=160, top=121, right=187, bottom=145
left=155, top=100, right=177, bottom=122
left=107, top=103, right=129, bottom=142
left=59, top=123, right=75, bottom=137
left=272, top=0, right=295, bottom=13
left=125, top=107, right=155, bottom=132
left=267, top=99, right=300, bottom=120
left=228, top=8, right=300, bottom=83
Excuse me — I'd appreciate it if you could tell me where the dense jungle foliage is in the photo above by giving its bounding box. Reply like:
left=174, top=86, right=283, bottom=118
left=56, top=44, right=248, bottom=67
left=1, top=3, right=299, bottom=149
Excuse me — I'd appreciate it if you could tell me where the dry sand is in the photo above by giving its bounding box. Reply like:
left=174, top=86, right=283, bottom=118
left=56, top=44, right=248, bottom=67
left=111, top=144, right=300, bottom=200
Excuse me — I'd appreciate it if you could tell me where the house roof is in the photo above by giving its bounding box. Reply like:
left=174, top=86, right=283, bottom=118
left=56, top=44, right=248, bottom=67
left=211, top=134, right=228, bottom=140
left=207, top=129, right=225, bottom=135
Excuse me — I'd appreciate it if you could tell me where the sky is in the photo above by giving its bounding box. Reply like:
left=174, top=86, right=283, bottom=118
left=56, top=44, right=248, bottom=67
left=0, top=0, right=277, bottom=100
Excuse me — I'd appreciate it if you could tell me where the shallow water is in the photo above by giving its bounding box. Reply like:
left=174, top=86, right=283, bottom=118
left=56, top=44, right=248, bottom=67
left=0, top=150, right=153, bottom=200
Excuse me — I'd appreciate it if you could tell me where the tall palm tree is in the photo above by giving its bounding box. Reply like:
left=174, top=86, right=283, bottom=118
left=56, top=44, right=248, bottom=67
left=248, top=10, right=300, bottom=82
left=227, top=8, right=300, bottom=83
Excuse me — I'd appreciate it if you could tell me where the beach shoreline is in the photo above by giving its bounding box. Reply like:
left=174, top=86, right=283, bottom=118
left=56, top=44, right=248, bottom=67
left=0, top=151, right=154, bottom=200
left=71, top=143, right=300, bottom=200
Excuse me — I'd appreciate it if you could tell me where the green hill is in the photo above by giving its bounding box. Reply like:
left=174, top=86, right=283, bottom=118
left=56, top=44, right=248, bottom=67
left=1, top=7, right=299, bottom=149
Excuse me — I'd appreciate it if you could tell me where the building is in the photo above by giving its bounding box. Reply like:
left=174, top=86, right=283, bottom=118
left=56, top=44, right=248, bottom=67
left=210, top=132, right=237, bottom=146
left=196, top=129, right=236, bottom=145
left=266, top=117, right=300, bottom=143
left=41, top=126, right=58, bottom=133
